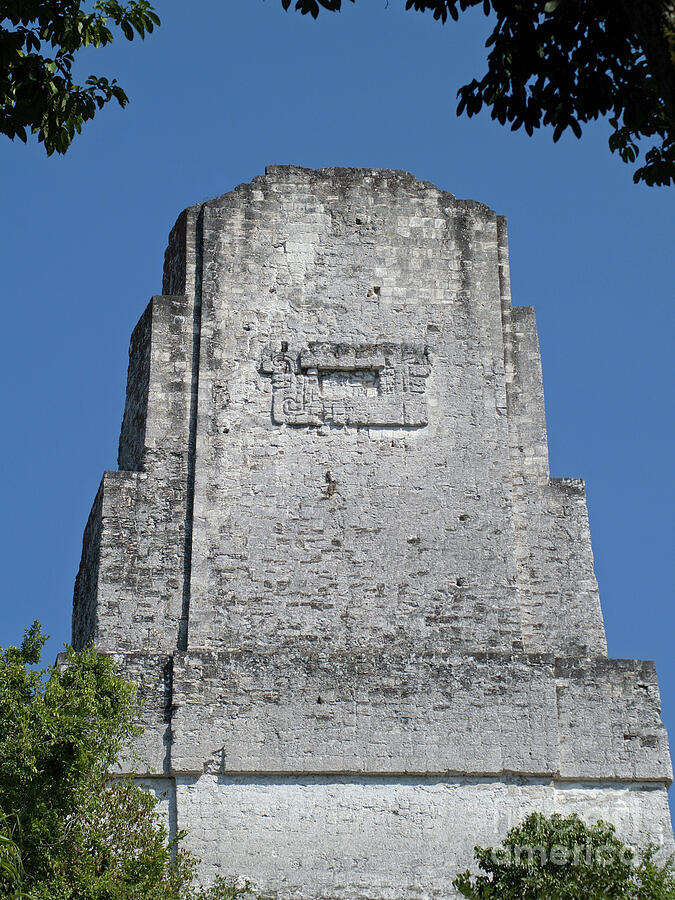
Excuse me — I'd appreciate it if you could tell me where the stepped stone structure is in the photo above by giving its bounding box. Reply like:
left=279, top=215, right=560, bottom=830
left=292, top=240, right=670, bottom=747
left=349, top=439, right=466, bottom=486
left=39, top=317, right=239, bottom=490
left=73, top=166, right=673, bottom=897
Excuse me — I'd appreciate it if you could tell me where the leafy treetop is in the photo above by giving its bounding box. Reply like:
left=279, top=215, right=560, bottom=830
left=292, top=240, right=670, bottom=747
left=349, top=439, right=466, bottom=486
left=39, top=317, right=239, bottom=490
left=281, top=0, right=675, bottom=186
left=0, top=621, right=262, bottom=900
left=453, top=811, right=675, bottom=899
left=0, top=1, right=159, bottom=155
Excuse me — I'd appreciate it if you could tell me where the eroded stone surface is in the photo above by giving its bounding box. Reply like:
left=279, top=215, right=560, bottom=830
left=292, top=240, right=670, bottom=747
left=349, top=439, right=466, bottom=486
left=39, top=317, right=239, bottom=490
left=175, top=775, right=673, bottom=899
left=261, top=342, right=430, bottom=427
left=73, top=166, right=673, bottom=897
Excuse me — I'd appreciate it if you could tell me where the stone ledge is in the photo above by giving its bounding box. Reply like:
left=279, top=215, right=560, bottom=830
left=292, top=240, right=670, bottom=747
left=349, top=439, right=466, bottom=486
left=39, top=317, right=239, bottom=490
left=105, top=649, right=672, bottom=784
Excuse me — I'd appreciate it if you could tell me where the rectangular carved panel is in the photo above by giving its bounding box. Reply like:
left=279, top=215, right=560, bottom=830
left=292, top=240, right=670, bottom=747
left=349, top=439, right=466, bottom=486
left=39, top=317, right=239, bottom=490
left=261, top=342, right=430, bottom=427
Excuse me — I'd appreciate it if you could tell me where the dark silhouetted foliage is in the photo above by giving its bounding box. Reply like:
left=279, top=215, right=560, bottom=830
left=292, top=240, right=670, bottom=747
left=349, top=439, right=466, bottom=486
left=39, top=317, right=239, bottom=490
left=0, top=1, right=159, bottom=155
left=280, top=0, right=675, bottom=186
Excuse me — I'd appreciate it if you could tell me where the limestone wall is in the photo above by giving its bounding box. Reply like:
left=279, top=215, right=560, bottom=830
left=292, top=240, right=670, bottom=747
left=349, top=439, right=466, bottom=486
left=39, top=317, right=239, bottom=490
left=72, top=166, right=673, bottom=897
left=176, top=775, right=673, bottom=899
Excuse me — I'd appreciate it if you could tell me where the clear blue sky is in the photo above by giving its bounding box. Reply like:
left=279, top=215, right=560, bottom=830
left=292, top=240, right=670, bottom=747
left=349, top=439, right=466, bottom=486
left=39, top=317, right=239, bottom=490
left=1, top=1, right=673, bottom=819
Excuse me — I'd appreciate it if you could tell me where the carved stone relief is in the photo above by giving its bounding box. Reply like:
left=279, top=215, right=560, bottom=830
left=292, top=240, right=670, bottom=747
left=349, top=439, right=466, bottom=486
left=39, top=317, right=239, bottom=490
left=261, top=342, right=430, bottom=427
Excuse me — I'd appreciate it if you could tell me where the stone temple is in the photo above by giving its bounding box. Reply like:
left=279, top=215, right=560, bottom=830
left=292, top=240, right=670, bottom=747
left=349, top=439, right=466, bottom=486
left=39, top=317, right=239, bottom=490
left=72, top=166, right=673, bottom=897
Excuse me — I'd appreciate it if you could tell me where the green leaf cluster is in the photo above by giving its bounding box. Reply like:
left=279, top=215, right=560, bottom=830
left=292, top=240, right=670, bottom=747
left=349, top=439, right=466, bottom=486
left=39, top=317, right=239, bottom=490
left=0, top=621, right=264, bottom=900
left=0, top=810, right=26, bottom=899
left=453, top=812, right=675, bottom=899
left=281, top=0, right=675, bottom=186
left=0, top=0, right=160, bottom=155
